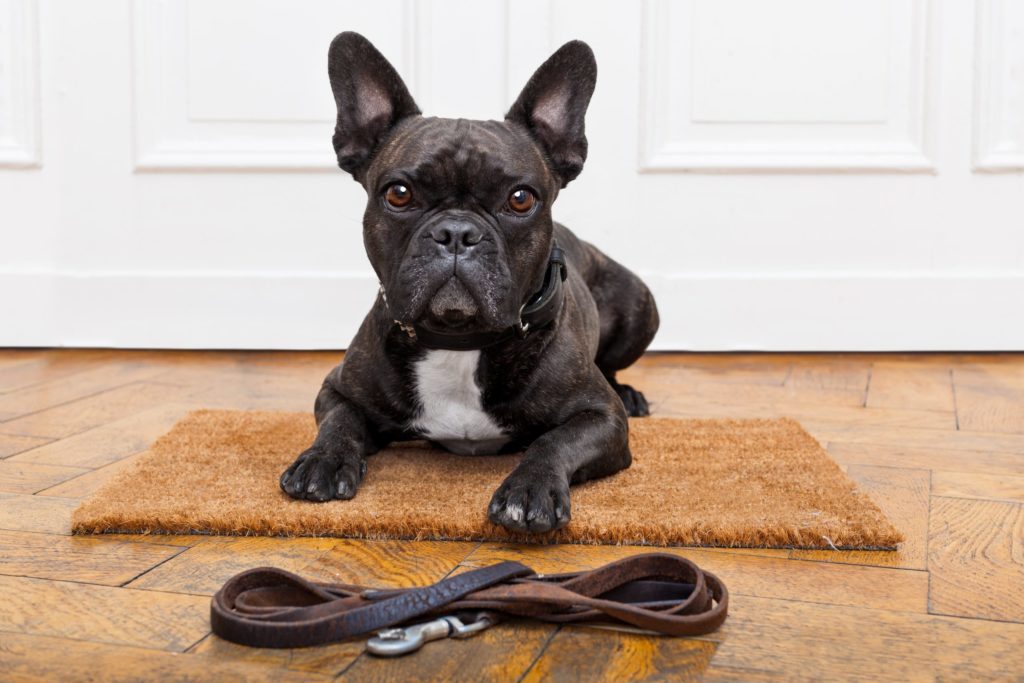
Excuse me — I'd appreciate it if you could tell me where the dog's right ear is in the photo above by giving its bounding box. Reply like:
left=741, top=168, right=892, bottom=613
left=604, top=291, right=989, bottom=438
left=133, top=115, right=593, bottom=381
left=328, top=32, right=420, bottom=181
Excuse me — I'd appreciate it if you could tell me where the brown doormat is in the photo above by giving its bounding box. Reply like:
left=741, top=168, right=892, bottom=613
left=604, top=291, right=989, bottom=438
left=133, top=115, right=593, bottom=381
left=72, top=410, right=902, bottom=549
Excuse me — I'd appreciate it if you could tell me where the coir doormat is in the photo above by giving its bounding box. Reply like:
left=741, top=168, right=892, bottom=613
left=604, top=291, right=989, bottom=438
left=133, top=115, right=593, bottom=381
left=72, top=410, right=902, bottom=549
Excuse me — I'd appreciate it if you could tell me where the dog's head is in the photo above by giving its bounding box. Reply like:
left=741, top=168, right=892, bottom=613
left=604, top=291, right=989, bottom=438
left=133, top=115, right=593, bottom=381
left=327, top=32, right=596, bottom=335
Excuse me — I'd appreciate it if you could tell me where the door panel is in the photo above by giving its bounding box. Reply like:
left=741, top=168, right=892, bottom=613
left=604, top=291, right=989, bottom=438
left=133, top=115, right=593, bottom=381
left=1, top=0, right=1022, bottom=350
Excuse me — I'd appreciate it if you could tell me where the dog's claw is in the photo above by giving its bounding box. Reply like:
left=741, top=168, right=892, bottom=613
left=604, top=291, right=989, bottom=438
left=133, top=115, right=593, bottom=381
left=488, top=471, right=571, bottom=533
left=280, top=446, right=365, bottom=502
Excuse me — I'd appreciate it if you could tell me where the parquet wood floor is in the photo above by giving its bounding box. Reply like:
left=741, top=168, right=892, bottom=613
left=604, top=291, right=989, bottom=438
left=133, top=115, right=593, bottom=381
left=1, top=349, right=1022, bottom=681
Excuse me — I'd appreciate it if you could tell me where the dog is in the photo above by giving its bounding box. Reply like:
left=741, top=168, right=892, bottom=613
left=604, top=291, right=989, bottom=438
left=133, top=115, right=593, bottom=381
left=280, top=32, right=659, bottom=533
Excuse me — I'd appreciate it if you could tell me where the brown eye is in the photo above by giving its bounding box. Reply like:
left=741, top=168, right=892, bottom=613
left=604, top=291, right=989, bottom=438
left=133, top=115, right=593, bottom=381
left=384, top=183, right=412, bottom=208
left=507, top=188, right=536, bottom=214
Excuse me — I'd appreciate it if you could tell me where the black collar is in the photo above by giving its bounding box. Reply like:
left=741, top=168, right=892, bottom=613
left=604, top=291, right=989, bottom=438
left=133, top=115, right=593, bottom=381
left=402, top=247, right=567, bottom=351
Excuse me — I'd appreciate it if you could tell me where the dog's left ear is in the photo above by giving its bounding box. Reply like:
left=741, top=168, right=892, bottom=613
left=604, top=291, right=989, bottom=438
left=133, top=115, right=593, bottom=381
left=506, top=41, right=597, bottom=187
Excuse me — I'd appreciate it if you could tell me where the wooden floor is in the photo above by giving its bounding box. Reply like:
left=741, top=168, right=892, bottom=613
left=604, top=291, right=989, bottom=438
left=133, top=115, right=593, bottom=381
left=0, top=349, right=1022, bottom=681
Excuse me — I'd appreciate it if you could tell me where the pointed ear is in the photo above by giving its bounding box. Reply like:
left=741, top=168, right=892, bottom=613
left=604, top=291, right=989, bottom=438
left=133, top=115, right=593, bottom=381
left=506, top=41, right=597, bottom=187
left=328, top=32, right=420, bottom=180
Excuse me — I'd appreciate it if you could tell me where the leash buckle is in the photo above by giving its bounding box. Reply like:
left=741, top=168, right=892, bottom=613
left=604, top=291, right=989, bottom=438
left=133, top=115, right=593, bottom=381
left=366, top=614, right=492, bottom=657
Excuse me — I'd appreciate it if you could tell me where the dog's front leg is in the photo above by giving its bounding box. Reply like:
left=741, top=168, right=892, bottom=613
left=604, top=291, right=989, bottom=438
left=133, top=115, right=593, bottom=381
left=280, top=383, right=372, bottom=502
left=488, top=408, right=630, bottom=533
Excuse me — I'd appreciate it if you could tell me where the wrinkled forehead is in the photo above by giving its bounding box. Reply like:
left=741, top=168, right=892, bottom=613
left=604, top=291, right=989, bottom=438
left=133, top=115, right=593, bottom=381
left=369, top=117, right=552, bottom=192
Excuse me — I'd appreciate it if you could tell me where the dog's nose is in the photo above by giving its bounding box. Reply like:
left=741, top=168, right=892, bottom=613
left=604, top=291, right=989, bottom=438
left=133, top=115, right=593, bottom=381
left=429, top=220, right=483, bottom=253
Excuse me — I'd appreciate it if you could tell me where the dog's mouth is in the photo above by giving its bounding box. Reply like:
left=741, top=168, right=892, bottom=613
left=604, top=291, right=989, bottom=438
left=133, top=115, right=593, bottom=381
left=417, top=277, right=485, bottom=332
left=388, top=251, right=518, bottom=334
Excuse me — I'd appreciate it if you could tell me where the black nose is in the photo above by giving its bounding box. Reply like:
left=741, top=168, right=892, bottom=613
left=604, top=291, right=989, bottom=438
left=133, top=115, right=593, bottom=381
left=429, top=220, right=483, bottom=254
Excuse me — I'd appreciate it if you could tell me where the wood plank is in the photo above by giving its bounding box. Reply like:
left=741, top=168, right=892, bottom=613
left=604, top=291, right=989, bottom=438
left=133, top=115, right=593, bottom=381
left=0, top=352, right=116, bottom=395
left=129, top=538, right=475, bottom=597
left=7, top=404, right=189, bottom=468
left=297, top=539, right=478, bottom=587
left=790, top=465, right=930, bottom=569
left=0, top=529, right=184, bottom=585
left=129, top=537, right=474, bottom=595
left=647, top=352, right=968, bottom=367
left=0, top=631, right=327, bottom=682
left=0, top=432, right=51, bottom=459
left=808, top=422, right=1024, bottom=454
left=172, top=366, right=322, bottom=412
left=645, top=378, right=878, bottom=413
left=0, top=493, right=77, bottom=534
left=931, top=470, right=1024, bottom=504
left=189, top=633, right=362, bottom=678
left=953, top=366, right=1024, bottom=434
left=653, top=391, right=954, bottom=431
left=342, top=621, right=555, bottom=683
left=232, top=349, right=339, bottom=373
left=586, top=355, right=899, bottom=420
left=619, top=358, right=791, bottom=387
left=0, top=382, right=190, bottom=439
left=946, top=353, right=1024, bottom=366
left=828, top=441, right=1024, bottom=476
left=0, top=459, right=89, bottom=494
left=0, top=574, right=209, bottom=650
left=460, top=544, right=928, bottom=613
left=928, top=496, right=1024, bottom=622
left=708, top=595, right=1024, bottom=680
left=0, top=362, right=171, bottom=421
left=699, top=547, right=791, bottom=559
left=164, top=360, right=331, bottom=388
left=866, top=361, right=955, bottom=412
left=126, top=536, right=341, bottom=595
left=798, top=407, right=955, bottom=432
left=701, top=664, right=788, bottom=681
left=0, top=350, right=45, bottom=371
left=521, top=628, right=716, bottom=683
left=783, top=361, right=870, bottom=402
left=36, top=451, right=144, bottom=498
left=98, top=533, right=202, bottom=547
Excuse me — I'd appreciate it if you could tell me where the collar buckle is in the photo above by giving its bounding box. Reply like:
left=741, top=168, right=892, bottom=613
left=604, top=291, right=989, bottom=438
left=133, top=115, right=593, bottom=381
left=515, top=303, right=530, bottom=337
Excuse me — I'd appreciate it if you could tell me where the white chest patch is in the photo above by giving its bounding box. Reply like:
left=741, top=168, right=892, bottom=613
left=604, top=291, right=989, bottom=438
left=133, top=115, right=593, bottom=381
left=410, top=350, right=508, bottom=455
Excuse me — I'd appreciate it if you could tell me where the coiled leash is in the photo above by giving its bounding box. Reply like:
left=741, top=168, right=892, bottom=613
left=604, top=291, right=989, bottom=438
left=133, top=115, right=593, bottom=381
left=210, top=553, right=728, bottom=656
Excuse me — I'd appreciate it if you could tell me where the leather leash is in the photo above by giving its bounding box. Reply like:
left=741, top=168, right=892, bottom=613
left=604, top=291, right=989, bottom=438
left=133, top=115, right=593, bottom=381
left=210, top=553, right=728, bottom=655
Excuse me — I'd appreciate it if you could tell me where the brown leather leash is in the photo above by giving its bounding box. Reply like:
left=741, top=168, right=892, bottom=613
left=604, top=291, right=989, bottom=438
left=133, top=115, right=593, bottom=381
left=211, top=553, right=728, bottom=656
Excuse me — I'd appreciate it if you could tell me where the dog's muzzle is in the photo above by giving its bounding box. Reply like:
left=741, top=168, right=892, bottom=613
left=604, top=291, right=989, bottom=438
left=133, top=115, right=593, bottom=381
left=381, top=246, right=567, bottom=351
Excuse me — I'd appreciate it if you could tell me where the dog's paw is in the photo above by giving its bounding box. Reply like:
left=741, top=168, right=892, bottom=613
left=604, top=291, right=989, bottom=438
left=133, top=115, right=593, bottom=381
left=614, top=382, right=650, bottom=417
left=279, top=446, right=366, bottom=502
left=487, top=470, right=571, bottom=533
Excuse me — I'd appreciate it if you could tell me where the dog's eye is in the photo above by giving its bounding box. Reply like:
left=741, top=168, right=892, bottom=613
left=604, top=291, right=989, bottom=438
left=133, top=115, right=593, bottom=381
left=507, top=188, right=536, bottom=215
left=384, top=183, right=413, bottom=209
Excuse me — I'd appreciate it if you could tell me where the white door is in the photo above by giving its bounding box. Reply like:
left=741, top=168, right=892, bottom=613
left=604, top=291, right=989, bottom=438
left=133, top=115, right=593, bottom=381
left=2, top=0, right=1022, bottom=350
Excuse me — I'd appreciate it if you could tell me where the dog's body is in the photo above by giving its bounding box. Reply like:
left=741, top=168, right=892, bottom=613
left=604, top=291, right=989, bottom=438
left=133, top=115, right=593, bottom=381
left=280, top=34, right=659, bottom=533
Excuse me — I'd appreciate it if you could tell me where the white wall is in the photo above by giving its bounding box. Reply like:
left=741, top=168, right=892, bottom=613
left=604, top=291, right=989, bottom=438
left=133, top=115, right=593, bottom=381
left=1, top=0, right=1023, bottom=350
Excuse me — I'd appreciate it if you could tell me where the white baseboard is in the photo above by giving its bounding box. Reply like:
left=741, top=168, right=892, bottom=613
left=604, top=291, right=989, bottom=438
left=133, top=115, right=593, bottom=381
left=0, top=271, right=379, bottom=350
left=641, top=271, right=1024, bottom=351
left=2, top=270, right=1022, bottom=351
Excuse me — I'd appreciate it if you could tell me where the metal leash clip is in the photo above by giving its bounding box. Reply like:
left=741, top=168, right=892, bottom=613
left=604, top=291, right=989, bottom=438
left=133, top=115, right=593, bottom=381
left=366, top=613, right=494, bottom=657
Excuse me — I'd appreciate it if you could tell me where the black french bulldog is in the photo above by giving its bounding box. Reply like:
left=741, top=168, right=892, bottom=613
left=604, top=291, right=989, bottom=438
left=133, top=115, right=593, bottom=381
left=280, top=32, right=659, bottom=533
